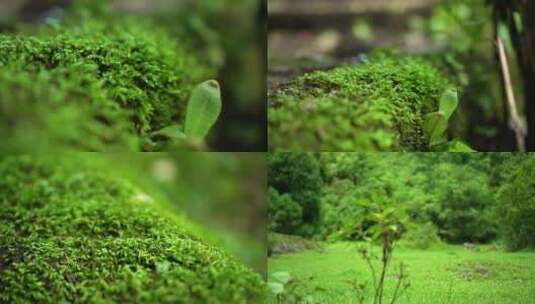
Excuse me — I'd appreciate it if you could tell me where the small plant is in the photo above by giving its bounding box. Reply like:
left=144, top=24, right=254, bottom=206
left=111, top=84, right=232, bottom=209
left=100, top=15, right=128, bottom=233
left=268, top=271, right=321, bottom=304
left=150, top=80, right=222, bottom=149
left=351, top=206, right=411, bottom=304
left=423, top=88, right=474, bottom=152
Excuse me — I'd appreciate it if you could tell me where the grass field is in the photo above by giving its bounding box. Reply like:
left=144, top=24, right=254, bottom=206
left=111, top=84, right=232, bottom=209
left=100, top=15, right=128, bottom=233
left=268, top=242, right=535, bottom=304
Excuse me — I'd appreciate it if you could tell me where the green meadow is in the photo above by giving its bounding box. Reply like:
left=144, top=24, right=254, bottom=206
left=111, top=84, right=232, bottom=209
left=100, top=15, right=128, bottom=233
left=269, top=242, right=535, bottom=304
left=268, top=153, right=535, bottom=303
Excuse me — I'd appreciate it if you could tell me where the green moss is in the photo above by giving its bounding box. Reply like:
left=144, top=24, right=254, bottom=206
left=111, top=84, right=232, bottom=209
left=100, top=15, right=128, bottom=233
left=0, top=3, right=213, bottom=151
left=268, top=53, right=452, bottom=151
left=0, top=156, right=265, bottom=303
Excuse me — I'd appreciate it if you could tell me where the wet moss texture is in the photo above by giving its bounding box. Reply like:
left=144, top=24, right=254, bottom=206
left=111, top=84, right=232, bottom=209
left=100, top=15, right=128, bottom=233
left=0, top=155, right=265, bottom=303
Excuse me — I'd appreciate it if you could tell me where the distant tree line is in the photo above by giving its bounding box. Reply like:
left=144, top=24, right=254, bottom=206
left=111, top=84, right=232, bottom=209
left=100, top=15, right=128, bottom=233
left=268, top=152, right=535, bottom=250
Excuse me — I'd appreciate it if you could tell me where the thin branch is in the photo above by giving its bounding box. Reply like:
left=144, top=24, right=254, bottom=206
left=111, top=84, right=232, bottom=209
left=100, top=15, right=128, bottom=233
left=389, top=263, right=406, bottom=304
left=497, top=34, right=526, bottom=151
left=364, top=249, right=378, bottom=299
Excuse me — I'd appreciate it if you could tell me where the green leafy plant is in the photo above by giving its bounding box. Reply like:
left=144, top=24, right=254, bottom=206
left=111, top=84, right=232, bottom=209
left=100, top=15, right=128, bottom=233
left=349, top=202, right=410, bottom=304
left=423, top=88, right=475, bottom=152
left=268, top=271, right=320, bottom=304
left=150, top=80, right=222, bottom=147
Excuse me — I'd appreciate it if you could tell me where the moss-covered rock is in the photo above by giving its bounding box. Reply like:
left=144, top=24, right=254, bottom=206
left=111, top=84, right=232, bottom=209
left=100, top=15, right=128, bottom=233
left=268, top=53, right=452, bottom=151
left=0, top=155, right=265, bottom=303
left=0, top=2, right=213, bottom=151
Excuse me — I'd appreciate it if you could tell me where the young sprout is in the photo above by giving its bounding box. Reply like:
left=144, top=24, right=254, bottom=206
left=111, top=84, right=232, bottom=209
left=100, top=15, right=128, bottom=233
left=151, top=80, right=222, bottom=149
left=422, top=88, right=474, bottom=151
left=185, top=79, right=222, bottom=140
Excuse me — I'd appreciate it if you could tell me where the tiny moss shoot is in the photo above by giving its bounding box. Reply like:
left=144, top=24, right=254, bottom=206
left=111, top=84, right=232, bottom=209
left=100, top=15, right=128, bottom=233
left=0, top=155, right=265, bottom=303
left=268, top=52, right=456, bottom=151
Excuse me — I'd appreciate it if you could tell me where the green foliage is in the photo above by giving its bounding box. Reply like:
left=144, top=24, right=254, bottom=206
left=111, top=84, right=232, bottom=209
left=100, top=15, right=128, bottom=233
left=429, top=162, right=497, bottom=243
left=497, top=157, right=535, bottom=250
left=422, top=0, right=504, bottom=148
left=268, top=152, right=323, bottom=236
left=269, top=53, right=453, bottom=151
left=422, top=88, right=474, bottom=151
left=268, top=188, right=303, bottom=234
left=399, top=222, right=442, bottom=250
left=0, top=2, right=214, bottom=151
left=351, top=204, right=410, bottom=304
left=270, top=153, right=508, bottom=245
left=268, top=271, right=323, bottom=304
left=0, top=155, right=265, bottom=303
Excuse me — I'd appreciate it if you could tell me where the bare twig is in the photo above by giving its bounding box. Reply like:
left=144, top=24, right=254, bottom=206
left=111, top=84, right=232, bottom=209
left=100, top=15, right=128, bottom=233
left=497, top=35, right=526, bottom=151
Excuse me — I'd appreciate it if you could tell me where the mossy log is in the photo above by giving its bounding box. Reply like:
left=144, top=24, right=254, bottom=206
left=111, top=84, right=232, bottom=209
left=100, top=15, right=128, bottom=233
left=268, top=53, right=451, bottom=151
left=0, top=155, right=265, bottom=303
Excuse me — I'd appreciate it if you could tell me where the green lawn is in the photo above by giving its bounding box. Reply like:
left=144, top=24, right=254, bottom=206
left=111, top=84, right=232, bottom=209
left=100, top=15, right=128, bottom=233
left=268, top=242, right=535, bottom=304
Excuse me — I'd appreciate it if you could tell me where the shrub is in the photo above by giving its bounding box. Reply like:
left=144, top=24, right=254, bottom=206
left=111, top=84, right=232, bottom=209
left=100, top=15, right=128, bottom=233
left=496, top=157, right=535, bottom=250
left=400, top=222, right=442, bottom=249
left=430, top=163, right=497, bottom=243
left=268, top=152, right=323, bottom=235
left=0, top=155, right=265, bottom=303
left=268, top=52, right=452, bottom=151
left=268, top=187, right=303, bottom=234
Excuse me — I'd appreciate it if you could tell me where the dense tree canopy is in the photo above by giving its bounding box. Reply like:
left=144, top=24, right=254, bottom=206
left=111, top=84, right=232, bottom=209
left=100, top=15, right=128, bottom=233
left=497, top=156, right=535, bottom=250
left=268, top=152, right=322, bottom=236
left=268, top=152, right=534, bottom=250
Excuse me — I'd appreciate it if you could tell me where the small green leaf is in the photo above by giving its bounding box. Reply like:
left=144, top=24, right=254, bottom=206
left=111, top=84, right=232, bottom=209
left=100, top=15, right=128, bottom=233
left=268, top=282, right=284, bottom=295
left=439, top=88, right=459, bottom=120
left=423, top=112, right=448, bottom=145
left=185, top=80, right=222, bottom=140
left=151, top=124, right=186, bottom=140
left=272, top=271, right=292, bottom=284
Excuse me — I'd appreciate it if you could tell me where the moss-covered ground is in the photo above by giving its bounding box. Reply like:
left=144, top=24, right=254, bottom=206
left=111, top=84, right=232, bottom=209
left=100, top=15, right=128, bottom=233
left=268, top=242, right=535, bottom=304
left=0, top=155, right=265, bottom=303
left=268, top=53, right=451, bottom=151
left=0, top=2, right=213, bottom=151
